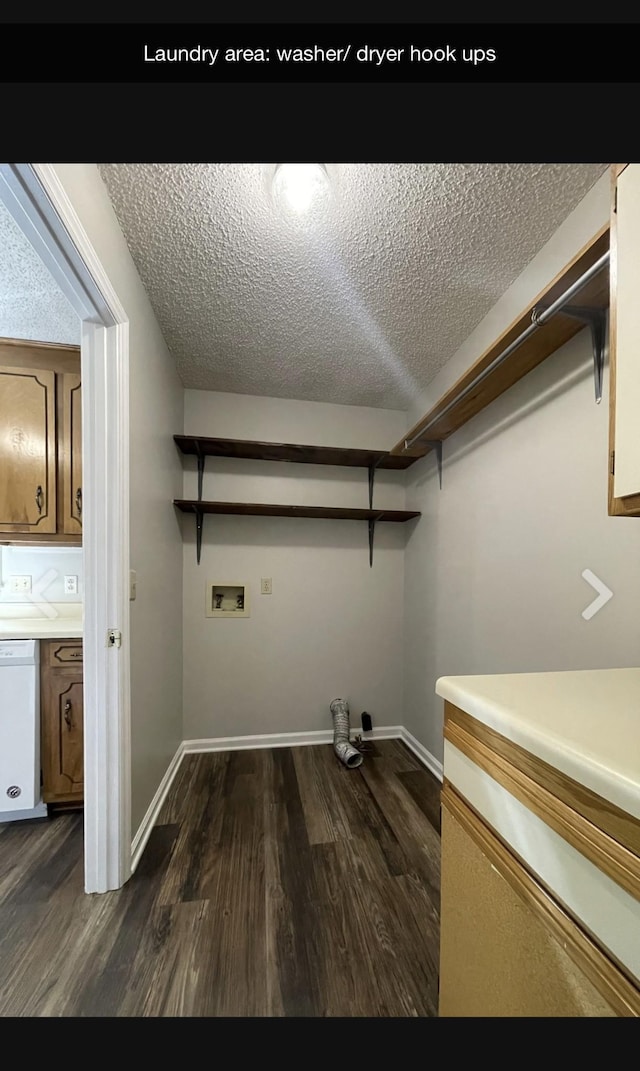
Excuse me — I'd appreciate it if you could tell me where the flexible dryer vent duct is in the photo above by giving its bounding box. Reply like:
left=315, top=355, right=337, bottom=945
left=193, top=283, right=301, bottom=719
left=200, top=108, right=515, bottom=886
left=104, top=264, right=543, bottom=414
left=330, top=698, right=363, bottom=768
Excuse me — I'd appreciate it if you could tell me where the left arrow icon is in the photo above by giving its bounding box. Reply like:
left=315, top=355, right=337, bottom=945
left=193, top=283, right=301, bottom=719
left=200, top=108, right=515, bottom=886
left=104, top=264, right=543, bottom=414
left=581, top=569, right=613, bottom=620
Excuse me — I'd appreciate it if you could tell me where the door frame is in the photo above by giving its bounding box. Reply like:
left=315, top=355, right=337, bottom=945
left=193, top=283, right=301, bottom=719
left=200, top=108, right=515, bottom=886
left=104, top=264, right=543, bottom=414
left=0, top=162, right=131, bottom=893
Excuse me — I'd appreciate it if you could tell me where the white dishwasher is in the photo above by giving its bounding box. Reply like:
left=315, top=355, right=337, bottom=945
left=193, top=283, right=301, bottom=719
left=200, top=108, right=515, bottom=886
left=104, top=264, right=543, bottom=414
left=0, top=639, right=47, bottom=822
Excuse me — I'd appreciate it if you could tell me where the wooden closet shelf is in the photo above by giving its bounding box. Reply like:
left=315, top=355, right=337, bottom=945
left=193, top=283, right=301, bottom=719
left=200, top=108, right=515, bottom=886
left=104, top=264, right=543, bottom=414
left=174, top=500, right=420, bottom=522
left=174, top=434, right=417, bottom=470
left=390, top=224, right=611, bottom=461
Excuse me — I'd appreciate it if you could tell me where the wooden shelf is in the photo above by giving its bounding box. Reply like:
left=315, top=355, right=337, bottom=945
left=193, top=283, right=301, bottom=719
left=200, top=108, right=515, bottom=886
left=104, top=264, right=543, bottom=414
left=390, top=223, right=611, bottom=461
left=174, top=500, right=420, bottom=522
left=174, top=435, right=417, bottom=470
left=173, top=436, right=420, bottom=565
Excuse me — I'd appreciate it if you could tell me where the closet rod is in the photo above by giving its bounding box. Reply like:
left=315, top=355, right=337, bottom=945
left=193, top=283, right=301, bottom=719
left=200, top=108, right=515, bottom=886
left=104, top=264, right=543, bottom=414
left=404, top=249, right=610, bottom=451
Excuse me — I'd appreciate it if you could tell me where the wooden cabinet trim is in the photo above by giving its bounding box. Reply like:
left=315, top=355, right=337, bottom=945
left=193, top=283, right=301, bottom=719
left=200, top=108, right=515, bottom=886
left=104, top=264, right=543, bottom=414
left=442, top=785, right=640, bottom=1017
left=444, top=705, right=640, bottom=902
left=608, top=163, right=640, bottom=516
left=46, top=641, right=83, bottom=666
left=445, top=701, right=640, bottom=857
left=61, top=373, right=82, bottom=534
left=0, top=339, right=80, bottom=373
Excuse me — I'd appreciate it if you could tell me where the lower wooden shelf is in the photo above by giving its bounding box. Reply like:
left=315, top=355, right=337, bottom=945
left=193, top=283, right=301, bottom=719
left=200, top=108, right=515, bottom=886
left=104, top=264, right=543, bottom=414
left=174, top=499, right=420, bottom=522
left=173, top=499, right=421, bottom=565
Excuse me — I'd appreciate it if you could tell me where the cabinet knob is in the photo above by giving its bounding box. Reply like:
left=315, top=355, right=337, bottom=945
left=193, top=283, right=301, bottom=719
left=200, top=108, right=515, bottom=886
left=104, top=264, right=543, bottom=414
left=64, top=700, right=73, bottom=729
left=75, top=487, right=82, bottom=517
left=35, top=485, right=44, bottom=515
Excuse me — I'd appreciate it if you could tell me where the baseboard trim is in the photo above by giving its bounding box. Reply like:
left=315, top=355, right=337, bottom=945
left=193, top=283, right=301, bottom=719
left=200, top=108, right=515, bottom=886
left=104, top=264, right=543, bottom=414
left=130, top=741, right=186, bottom=873
left=182, top=725, right=443, bottom=780
left=132, top=726, right=442, bottom=869
left=183, top=725, right=404, bottom=754
left=400, top=727, right=443, bottom=781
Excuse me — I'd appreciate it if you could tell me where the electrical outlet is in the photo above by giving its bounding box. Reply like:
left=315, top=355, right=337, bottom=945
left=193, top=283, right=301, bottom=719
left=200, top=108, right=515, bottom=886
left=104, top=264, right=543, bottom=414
left=9, top=575, right=31, bottom=593
left=260, top=577, right=272, bottom=595
left=64, top=575, right=78, bottom=595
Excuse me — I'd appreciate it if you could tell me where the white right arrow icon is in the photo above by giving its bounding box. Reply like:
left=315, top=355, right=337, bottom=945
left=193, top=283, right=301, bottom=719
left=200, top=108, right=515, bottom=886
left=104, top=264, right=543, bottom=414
left=581, top=569, right=613, bottom=620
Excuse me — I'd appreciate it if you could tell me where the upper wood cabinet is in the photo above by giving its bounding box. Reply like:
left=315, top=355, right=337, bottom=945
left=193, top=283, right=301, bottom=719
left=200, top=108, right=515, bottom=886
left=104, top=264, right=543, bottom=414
left=0, top=365, right=58, bottom=533
left=60, top=372, right=82, bottom=534
left=609, top=164, right=640, bottom=517
left=0, top=340, right=82, bottom=543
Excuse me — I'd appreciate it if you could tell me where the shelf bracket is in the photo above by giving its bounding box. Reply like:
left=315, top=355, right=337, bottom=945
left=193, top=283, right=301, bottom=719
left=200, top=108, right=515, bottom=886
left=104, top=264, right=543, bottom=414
left=367, top=456, right=384, bottom=509
left=532, top=304, right=607, bottom=404
left=196, top=447, right=205, bottom=501
left=424, top=440, right=443, bottom=489
left=194, top=445, right=206, bottom=564
left=368, top=511, right=384, bottom=568
left=195, top=506, right=204, bottom=565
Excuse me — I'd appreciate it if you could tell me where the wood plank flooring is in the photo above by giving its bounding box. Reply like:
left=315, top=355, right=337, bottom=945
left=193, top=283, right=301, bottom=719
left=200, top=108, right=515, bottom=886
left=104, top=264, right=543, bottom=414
left=0, top=739, right=441, bottom=1016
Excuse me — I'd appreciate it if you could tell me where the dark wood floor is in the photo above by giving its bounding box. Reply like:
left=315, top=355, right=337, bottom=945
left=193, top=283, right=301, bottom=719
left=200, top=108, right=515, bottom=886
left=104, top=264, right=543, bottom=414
left=0, top=739, right=441, bottom=1017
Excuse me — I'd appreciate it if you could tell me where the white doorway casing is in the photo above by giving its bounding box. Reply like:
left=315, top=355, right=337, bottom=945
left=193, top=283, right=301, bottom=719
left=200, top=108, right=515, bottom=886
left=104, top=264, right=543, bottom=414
left=0, top=162, right=131, bottom=893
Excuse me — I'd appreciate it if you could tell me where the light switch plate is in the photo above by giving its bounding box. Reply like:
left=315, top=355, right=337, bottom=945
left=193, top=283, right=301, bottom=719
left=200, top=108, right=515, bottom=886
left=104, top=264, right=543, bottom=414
left=129, top=570, right=137, bottom=601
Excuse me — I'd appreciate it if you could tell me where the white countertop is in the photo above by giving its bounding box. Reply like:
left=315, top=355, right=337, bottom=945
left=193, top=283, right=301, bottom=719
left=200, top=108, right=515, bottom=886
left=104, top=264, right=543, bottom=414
left=0, top=603, right=83, bottom=640
left=436, top=668, right=640, bottom=821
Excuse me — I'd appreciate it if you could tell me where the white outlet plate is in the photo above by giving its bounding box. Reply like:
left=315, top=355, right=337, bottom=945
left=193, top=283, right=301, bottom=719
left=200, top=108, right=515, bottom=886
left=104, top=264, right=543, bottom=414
left=64, top=575, right=78, bottom=595
left=260, top=577, right=272, bottom=594
left=9, top=575, right=31, bottom=593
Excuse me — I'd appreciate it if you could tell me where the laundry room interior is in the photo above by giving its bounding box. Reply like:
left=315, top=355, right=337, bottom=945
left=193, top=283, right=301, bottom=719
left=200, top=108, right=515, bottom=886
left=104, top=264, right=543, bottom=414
left=0, top=161, right=638, bottom=1018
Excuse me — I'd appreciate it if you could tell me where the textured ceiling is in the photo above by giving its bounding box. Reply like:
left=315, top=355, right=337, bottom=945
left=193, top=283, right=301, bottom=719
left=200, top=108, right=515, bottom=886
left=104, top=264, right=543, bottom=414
left=0, top=200, right=79, bottom=346
left=89, top=163, right=606, bottom=410
left=0, top=163, right=608, bottom=409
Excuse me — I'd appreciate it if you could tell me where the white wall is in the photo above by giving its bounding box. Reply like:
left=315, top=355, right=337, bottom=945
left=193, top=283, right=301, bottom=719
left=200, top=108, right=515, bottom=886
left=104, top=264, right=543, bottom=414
left=51, top=165, right=184, bottom=837
left=403, top=171, right=640, bottom=764
left=182, top=390, right=409, bottom=740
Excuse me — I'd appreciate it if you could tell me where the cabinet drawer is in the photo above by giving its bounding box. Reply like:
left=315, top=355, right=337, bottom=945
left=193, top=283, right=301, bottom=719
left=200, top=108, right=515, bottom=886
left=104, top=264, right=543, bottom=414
left=45, top=640, right=83, bottom=667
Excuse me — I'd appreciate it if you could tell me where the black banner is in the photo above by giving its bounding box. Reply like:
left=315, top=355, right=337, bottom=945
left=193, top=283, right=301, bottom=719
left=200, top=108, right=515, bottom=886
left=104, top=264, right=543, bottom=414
left=0, top=22, right=638, bottom=83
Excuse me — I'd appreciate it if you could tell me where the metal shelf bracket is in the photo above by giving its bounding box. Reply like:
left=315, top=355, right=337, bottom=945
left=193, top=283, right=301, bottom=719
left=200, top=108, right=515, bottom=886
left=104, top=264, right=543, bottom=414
left=532, top=304, right=608, bottom=404
left=196, top=446, right=205, bottom=500
left=195, top=506, right=204, bottom=565
left=368, top=512, right=384, bottom=568
left=367, top=458, right=385, bottom=565
left=367, top=457, right=384, bottom=509
left=424, top=441, right=443, bottom=489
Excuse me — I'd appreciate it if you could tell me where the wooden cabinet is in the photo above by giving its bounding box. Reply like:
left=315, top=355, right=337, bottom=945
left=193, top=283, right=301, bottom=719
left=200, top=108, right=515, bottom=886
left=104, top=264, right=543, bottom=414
left=439, top=699, right=640, bottom=1017
left=60, top=373, right=83, bottom=534
left=608, top=164, right=640, bottom=517
left=0, top=339, right=82, bottom=542
left=0, top=365, right=58, bottom=533
left=40, top=639, right=83, bottom=806
left=440, top=790, right=620, bottom=1016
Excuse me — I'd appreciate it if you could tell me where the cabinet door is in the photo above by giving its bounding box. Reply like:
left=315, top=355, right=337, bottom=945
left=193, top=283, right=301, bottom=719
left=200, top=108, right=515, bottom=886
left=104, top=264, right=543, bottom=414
left=609, top=164, right=640, bottom=516
left=60, top=373, right=82, bottom=534
left=41, top=667, right=84, bottom=804
left=0, top=365, right=57, bottom=533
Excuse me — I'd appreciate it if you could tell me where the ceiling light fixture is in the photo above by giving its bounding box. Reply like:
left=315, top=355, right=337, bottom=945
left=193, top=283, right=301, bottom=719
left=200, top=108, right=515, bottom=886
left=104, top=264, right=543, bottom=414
left=272, top=163, right=330, bottom=214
